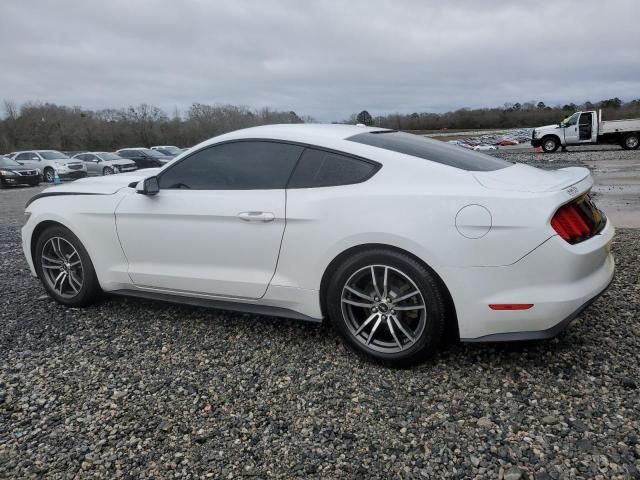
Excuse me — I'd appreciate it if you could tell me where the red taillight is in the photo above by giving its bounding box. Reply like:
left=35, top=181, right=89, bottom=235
left=489, top=304, right=534, bottom=310
left=551, top=195, right=604, bottom=244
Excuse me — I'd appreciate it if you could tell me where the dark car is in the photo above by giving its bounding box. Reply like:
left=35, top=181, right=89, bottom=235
left=115, top=148, right=172, bottom=169
left=0, top=155, right=42, bottom=188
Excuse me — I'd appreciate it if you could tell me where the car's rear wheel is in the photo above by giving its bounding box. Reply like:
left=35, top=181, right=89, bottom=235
left=621, top=133, right=639, bottom=150
left=327, top=249, right=446, bottom=366
left=542, top=136, right=559, bottom=153
left=34, top=226, right=100, bottom=307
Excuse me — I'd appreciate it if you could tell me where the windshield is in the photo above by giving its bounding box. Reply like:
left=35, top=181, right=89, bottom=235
left=162, top=146, right=181, bottom=154
left=0, top=156, right=21, bottom=167
left=38, top=151, right=70, bottom=160
left=144, top=149, right=166, bottom=158
left=98, top=152, right=124, bottom=161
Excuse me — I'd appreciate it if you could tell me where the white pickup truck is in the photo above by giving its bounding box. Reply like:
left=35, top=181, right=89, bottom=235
left=531, top=110, right=640, bottom=152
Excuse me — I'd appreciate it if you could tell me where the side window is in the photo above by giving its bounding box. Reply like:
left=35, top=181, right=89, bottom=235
left=158, top=141, right=304, bottom=190
left=76, top=154, right=87, bottom=161
left=579, top=113, right=592, bottom=125
left=16, top=152, right=30, bottom=161
left=287, top=148, right=379, bottom=188
left=565, top=113, right=579, bottom=126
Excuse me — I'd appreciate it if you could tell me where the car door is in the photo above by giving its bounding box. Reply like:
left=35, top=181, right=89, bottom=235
left=578, top=112, right=594, bottom=142
left=115, top=140, right=304, bottom=299
left=563, top=113, right=580, bottom=144
left=85, top=154, right=101, bottom=175
left=16, top=151, right=37, bottom=169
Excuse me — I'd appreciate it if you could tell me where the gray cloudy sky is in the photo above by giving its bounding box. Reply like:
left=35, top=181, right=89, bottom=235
left=1, top=0, right=638, bottom=121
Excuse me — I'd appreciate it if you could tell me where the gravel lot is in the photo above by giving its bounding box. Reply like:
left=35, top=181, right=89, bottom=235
left=1, top=150, right=639, bottom=479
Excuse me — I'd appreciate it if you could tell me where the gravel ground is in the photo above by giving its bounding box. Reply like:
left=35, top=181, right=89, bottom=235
left=1, top=156, right=639, bottom=479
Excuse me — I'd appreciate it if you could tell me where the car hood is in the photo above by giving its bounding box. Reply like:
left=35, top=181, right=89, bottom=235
left=105, top=159, right=136, bottom=166
left=473, top=163, right=592, bottom=193
left=535, top=124, right=562, bottom=133
left=0, top=164, right=38, bottom=172
left=40, top=168, right=161, bottom=195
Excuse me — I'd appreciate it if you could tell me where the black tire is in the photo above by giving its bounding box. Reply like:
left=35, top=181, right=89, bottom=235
left=34, top=225, right=100, bottom=307
left=621, top=133, right=639, bottom=150
left=541, top=136, right=559, bottom=153
left=43, top=168, right=55, bottom=183
left=326, top=249, right=446, bottom=366
left=103, top=167, right=114, bottom=175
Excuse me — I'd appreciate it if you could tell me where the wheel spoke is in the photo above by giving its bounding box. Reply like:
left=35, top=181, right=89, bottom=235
left=53, top=271, right=66, bottom=293
left=344, top=285, right=373, bottom=301
left=392, top=289, right=420, bottom=303
left=68, top=271, right=82, bottom=292
left=56, top=238, right=65, bottom=259
left=42, top=263, right=63, bottom=271
left=342, top=298, right=374, bottom=309
left=382, top=267, right=388, bottom=298
left=366, top=315, right=384, bottom=345
left=392, top=315, right=415, bottom=342
left=370, top=266, right=382, bottom=298
left=393, top=304, right=425, bottom=311
left=42, top=254, right=63, bottom=265
left=354, top=313, right=379, bottom=336
left=387, top=317, right=403, bottom=350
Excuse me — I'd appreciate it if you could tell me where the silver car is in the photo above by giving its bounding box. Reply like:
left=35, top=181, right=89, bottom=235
left=10, top=150, right=87, bottom=182
left=72, top=152, right=138, bottom=176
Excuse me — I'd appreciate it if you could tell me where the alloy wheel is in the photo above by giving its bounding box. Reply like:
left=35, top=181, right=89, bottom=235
left=41, top=237, right=84, bottom=298
left=626, top=136, right=639, bottom=149
left=340, top=265, right=427, bottom=354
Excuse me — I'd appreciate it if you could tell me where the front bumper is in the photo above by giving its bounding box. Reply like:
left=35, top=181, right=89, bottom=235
left=1, top=174, right=41, bottom=185
left=449, top=219, right=615, bottom=341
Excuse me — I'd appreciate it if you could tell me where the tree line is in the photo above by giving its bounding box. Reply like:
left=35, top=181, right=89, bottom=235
left=352, top=98, right=640, bottom=131
left=2, top=97, right=639, bottom=153
left=0, top=101, right=307, bottom=153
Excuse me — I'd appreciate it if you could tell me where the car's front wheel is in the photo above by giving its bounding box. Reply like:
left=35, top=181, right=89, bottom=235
left=542, top=136, right=559, bottom=153
left=103, top=167, right=114, bottom=175
left=327, top=249, right=446, bottom=366
left=34, top=226, right=100, bottom=307
left=43, top=168, right=55, bottom=183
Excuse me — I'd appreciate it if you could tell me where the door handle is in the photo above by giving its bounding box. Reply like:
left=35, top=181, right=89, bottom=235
left=238, top=211, right=275, bottom=222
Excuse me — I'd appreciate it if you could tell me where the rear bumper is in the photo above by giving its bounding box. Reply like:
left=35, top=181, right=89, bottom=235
left=448, top=219, right=615, bottom=341
left=462, top=274, right=613, bottom=342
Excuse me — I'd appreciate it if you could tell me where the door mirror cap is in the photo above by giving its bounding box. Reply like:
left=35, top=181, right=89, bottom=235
left=136, top=176, right=159, bottom=195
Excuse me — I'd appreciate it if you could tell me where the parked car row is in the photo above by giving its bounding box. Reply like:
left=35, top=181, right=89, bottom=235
left=445, top=128, right=534, bottom=151
left=2, top=145, right=189, bottom=185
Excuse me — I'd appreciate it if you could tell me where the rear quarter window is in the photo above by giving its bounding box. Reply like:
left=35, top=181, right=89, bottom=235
left=347, top=131, right=511, bottom=171
left=288, top=148, right=379, bottom=188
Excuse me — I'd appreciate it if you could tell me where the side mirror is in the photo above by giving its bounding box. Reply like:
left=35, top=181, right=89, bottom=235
left=32, top=157, right=40, bottom=161
left=136, top=176, right=159, bottom=195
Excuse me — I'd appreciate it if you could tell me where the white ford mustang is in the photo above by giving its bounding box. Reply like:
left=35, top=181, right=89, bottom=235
left=22, top=124, right=615, bottom=365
